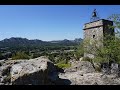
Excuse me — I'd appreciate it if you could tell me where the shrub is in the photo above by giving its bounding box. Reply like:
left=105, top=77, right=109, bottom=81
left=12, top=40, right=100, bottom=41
left=56, top=63, right=71, bottom=69
left=12, top=51, right=30, bottom=60
left=56, top=59, right=71, bottom=69
left=74, top=42, right=84, bottom=60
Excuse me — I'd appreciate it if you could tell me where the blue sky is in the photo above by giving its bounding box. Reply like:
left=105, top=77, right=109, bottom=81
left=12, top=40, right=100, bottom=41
left=0, top=5, right=120, bottom=41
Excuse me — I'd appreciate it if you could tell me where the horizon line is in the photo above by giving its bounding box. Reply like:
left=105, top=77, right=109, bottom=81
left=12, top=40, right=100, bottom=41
left=0, top=37, right=83, bottom=41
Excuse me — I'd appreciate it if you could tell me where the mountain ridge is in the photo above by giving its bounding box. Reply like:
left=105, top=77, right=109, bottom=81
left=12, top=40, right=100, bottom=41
left=0, top=37, right=82, bottom=42
left=0, top=37, right=83, bottom=48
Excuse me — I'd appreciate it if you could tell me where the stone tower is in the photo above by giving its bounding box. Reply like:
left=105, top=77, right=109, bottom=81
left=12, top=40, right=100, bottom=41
left=83, top=9, right=114, bottom=58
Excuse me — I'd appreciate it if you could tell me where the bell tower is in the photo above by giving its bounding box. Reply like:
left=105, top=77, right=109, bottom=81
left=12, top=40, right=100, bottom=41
left=90, top=9, right=100, bottom=22
left=83, top=9, right=114, bottom=58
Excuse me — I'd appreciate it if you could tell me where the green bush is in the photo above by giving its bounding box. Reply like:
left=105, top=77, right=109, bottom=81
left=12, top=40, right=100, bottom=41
left=12, top=51, right=30, bottom=60
left=74, top=42, right=84, bottom=60
left=56, top=63, right=71, bottom=69
left=56, top=58, right=71, bottom=69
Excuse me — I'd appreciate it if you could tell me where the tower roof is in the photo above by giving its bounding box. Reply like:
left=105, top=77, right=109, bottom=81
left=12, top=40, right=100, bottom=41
left=85, top=19, right=113, bottom=25
left=83, top=19, right=113, bottom=30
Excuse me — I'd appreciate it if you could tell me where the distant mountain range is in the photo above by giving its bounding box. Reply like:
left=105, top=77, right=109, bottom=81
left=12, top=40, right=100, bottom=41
left=50, top=38, right=82, bottom=43
left=0, top=37, right=83, bottom=48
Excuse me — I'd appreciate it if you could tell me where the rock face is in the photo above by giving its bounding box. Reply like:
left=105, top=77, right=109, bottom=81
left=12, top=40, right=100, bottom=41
left=1, top=57, right=120, bottom=85
left=0, top=60, right=14, bottom=85
left=65, top=61, right=95, bottom=74
left=110, top=63, right=120, bottom=76
left=59, top=72, right=120, bottom=85
left=59, top=61, right=96, bottom=85
left=10, top=57, right=59, bottom=85
left=0, top=57, right=62, bottom=85
left=59, top=61, right=120, bottom=85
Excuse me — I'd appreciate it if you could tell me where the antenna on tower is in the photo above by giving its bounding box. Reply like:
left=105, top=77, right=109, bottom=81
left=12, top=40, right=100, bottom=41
left=90, top=9, right=100, bottom=22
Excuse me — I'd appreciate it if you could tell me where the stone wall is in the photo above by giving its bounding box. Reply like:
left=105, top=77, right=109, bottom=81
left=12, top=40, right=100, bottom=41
left=83, top=19, right=114, bottom=58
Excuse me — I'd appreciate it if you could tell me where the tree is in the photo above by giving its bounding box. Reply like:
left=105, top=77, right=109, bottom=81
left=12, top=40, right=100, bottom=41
left=74, top=41, right=84, bottom=60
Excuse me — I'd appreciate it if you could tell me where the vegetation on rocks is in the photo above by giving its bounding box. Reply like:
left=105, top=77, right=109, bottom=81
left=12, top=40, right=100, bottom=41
left=12, top=51, right=30, bottom=60
left=56, top=61, right=71, bottom=69
left=74, top=41, right=84, bottom=61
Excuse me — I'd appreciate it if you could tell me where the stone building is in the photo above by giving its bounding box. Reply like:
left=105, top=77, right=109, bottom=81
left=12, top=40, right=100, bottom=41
left=83, top=10, right=114, bottom=58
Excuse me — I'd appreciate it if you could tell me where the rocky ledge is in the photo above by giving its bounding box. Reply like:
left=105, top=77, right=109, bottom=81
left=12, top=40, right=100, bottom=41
left=0, top=57, right=120, bottom=85
left=0, top=57, right=64, bottom=85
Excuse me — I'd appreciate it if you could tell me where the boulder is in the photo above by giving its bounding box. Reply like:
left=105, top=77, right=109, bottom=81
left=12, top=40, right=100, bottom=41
left=111, top=63, right=119, bottom=76
left=0, top=60, right=5, bottom=66
left=10, top=57, right=59, bottom=85
left=64, top=61, right=95, bottom=74
left=79, top=57, right=83, bottom=61
left=1, top=57, right=120, bottom=85
left=69, top=59, right=77, bottom=67
left=101, top=63, right=111, bottom=75
left=59, top=71, right=120, bottom=85
left=0, top=62, right=12, bottom=84
left=59, top=61, right=120, bottom=85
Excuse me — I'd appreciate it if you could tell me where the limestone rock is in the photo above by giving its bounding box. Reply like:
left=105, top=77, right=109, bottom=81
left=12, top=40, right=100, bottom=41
left=59, top=71, right=120, bottom=85
left=59, top=61, right=120, bottom=85
left=79, top=57, right=83, bottom=61
left=111, top=63, right=119, bottom=76
left=64, top=61, right=95, bottom=74
left=10, top=57, right=58, bottom=85
left=1, top=57, right=120, bottom=85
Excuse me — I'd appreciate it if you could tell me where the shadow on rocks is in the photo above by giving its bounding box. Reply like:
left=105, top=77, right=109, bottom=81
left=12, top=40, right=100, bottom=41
left=54, top=78, right=72, bottom=85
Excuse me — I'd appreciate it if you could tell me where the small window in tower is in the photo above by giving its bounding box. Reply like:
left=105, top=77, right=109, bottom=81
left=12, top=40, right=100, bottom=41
left=93, top=35, right=95, bottom=38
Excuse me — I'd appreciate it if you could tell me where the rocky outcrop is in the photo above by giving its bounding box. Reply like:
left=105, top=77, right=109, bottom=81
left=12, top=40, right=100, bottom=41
left=59, top=61, right=120, bottom=85
left=0, top=57, right=63, bottom=85
left=59, top=72, right=120, bottom=85
left=65, top=61, right=95, bottom=74
left=10, top=57, right=60, bottom=85
left=1, top=57, right=120, bottom=85
left=0, top=60, right=14, bottom=85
